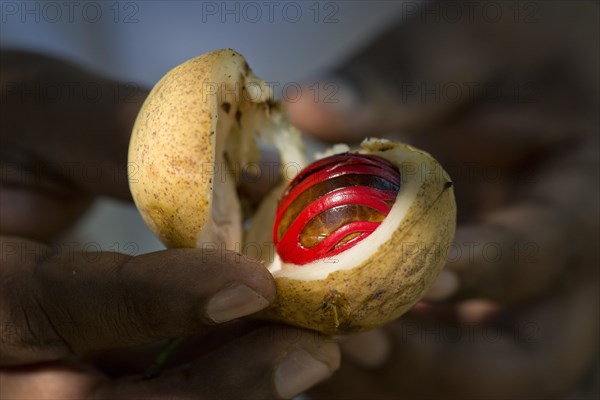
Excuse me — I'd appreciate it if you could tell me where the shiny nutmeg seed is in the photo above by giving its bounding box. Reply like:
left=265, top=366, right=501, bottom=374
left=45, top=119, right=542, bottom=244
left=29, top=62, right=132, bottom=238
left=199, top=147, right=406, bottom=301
left=273, top=153, right=401, bottom=265
left=129, top=50, right=457, bottom=335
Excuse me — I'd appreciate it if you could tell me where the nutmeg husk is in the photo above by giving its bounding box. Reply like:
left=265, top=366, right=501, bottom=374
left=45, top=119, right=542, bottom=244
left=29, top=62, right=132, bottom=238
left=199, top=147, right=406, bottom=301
left=128, top=49, right=456, bottom=335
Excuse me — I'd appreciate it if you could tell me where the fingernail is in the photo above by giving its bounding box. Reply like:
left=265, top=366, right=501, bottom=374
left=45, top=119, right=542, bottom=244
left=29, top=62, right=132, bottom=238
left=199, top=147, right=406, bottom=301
left=424, top=269, right=459, bottom=301
left=340, top=329, right=391, bottom=368
left=274, top=348, right=334, bottom=399
left=206, top=283, right=269, bottom=323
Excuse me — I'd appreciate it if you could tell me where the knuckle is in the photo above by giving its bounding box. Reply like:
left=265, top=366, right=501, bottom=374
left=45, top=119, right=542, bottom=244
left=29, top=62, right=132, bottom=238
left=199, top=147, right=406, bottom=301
left=0, top=294, right=73, bottom=363
left=0, top=272, right=75, bottom=363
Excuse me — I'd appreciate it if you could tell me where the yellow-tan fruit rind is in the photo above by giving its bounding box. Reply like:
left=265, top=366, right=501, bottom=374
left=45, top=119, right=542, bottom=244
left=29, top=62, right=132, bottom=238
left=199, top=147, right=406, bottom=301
left=129, top=49, right=304, bottom=250
left=128, top=49, right=456, bottom=336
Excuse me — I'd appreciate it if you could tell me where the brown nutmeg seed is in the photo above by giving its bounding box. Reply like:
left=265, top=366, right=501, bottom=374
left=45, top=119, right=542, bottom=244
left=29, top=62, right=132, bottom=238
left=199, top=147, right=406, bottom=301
left=273, top=153, right=401, bottom=265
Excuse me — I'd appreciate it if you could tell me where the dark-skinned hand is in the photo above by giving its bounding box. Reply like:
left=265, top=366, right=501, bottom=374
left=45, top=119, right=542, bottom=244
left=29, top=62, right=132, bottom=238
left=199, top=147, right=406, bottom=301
left=0, top=50, right=340, bottom=400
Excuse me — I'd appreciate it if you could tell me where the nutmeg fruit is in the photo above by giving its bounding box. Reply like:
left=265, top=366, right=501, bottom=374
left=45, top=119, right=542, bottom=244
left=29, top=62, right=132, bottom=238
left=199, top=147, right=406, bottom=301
left=128, top=49, right=456, bottom=335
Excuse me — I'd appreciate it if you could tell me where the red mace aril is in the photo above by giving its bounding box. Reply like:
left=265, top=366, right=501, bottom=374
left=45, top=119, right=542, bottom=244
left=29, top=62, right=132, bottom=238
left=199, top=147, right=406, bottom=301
left=273, top=153, right=401, bottom=265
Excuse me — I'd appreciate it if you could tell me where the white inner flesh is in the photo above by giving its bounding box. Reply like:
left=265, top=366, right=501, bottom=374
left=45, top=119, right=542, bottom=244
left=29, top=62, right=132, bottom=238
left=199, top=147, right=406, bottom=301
left=197, top=62, right=306, bottom=251
left=196, top=100, right=242, bottom=250
left=268, top=142, right=427, bottom=281
left=196, top=61, right=263, bottom=250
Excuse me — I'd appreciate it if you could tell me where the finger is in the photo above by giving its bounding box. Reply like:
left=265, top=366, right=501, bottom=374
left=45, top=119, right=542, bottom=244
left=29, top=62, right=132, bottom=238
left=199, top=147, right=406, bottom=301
left=0, top=50, right=147, bottom=200
left=285, top=0, right=578, bottom=143
left=87, top=320, right=264, bottom=378
left=1, top=326, right=340, bottom=400
left=288, top=73, right=587, bottom=168
left=0, top=180, right=92, bottom=241
left=339, top=329, right=392, bottom=369
left=285, top=76, right=378, bottom=143
left=94, top=326, right=340, bottom=400
left=423, top=269, right=459, bottom=301
left=381, top=269, right=600, bottom=399
left=311, top=268, right=599, bottom=399
left=0, top=236, right=275, bottom=365
left=287, top=1, right=597, bottom=153
left=0, top=360, right=107, bottom=400
left=448, top=136, right=598, bottom=303
left=411, top=100, right=589, bottom=166
left=446, top=203, right=570, bottom=303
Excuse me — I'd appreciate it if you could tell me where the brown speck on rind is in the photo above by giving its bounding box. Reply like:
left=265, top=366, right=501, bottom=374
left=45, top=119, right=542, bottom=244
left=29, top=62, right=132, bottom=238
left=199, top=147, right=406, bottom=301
left=370, top=290, right=385, bottom=300
left=338, top=321, right=357, bottom=332
left=444, top=181, right=453, bottom=189
left=378, top=143, right=396, bottom=151
left=221, top=102, right=231, bottom=113
left=266, top=99, right=277, bottom=113
left=235, top=110, right=242, bottom=125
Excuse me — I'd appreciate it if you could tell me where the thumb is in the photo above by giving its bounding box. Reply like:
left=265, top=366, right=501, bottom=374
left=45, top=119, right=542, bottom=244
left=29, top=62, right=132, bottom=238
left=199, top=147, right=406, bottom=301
left=0, top=236, right=275, bottom=365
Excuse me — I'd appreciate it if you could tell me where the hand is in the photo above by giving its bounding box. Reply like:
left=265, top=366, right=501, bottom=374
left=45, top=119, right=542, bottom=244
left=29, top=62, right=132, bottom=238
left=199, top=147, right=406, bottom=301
left=0, top=51, right=340, bottom=399
left=286, top=1, right=599, bottom=398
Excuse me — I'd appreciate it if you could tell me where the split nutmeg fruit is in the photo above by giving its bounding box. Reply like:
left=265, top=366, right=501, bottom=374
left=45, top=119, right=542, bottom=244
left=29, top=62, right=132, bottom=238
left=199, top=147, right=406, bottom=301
left=128, top=49, right=456, bottom=335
